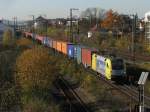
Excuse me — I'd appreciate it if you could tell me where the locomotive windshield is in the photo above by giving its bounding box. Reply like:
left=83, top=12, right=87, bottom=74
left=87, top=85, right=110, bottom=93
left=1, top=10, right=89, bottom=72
left=112, top=59, right=124, bottom=70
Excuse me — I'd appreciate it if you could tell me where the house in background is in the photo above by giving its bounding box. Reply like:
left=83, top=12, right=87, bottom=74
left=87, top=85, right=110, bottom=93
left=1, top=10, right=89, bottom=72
left=144, top=12, right=150, bottom=39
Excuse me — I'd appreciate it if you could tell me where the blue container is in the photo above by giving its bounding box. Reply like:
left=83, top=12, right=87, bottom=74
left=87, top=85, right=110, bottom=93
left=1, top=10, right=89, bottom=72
left=76, top=45, right=82, bottom=64
left=67, top=44, right=74, bottom=58
left=43, top=37, right=48, bottom=46
left=73, top=45, right=78, bottom=59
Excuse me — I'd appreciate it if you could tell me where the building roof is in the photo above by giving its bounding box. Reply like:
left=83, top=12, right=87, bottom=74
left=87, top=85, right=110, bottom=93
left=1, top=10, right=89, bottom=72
left=144, top=12, right=150, bottom=22
left=35, top=16, right=47, bottom=22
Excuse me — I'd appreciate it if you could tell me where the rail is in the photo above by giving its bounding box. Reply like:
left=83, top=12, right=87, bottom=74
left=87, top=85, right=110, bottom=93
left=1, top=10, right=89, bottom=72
left=55, top=76, right=90, bottom=112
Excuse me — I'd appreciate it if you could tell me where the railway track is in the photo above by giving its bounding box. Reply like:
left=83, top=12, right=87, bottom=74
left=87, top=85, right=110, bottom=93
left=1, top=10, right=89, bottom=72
left=109, top=49, right=150, bottom=62
left=24, top=37, right=150, bottom=110
left=55, top=76, right=90, bottom=112
left=119, top=51, right=150, bottom=62
left=102, top=48, right=150, bottom=64
left=87, top=69, right=150, bottom=108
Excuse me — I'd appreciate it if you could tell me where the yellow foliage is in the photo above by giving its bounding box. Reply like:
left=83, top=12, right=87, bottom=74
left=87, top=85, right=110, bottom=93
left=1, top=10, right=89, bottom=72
left=115, top=38, right=129, bottom=49
left=101, top=9, right=119, bottom=29
left=2, top=29, right=14, bottom=46
left=82, top=75, right=94, bottom=89
left=15, top=47, right=58, bottom=92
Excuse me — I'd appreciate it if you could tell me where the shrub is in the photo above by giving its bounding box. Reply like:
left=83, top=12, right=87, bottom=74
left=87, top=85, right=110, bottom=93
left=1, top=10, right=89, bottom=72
left=15, top=47, right=58, bottom=93
left=145, top=81, right=150, bottom=94
left=115, top=38, right=129, bottom=50
left=2, top=29, right=15, bottom=46
left=0, top=82, right=21, bottom=111
left=22, top=97, right=59, bottom=112
left=16, top=38, right=33, bottom=49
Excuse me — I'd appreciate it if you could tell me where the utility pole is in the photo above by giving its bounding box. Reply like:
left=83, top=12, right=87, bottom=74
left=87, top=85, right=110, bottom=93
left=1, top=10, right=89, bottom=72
left=70, top=8, right=73, bottom=42
left=43, top=15, right=48, bottom=37
left=12, top=16, right=17, bottom=37
left=86, top=15, right=92, bottom=30
left=131, top=14, right=138, bottom=64
left=70, top=8, right=79, bottom=43
left=46, top=19, right=48, bottom=37
left=30, top=15, right=35, bottom=39
left=95, top=8, right=98, bottom=28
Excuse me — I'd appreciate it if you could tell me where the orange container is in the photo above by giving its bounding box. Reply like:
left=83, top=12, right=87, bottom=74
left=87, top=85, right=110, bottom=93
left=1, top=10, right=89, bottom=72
left=56, top=41, right=62, bottom=52
left=61, top=42, right=67, bottom=55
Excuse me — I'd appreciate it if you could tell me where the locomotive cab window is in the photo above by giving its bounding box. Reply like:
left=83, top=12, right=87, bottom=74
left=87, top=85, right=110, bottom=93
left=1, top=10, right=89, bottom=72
left=112, top=59, right=124, bottom=70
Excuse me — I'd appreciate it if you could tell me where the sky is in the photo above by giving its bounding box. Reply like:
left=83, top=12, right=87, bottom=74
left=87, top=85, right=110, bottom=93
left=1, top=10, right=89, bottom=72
left=0, top=0, right=149, bottom=20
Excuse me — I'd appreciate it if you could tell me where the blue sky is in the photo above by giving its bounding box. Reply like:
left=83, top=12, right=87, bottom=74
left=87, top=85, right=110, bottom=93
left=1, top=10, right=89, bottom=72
left=0, top=0, right=149, bottom=20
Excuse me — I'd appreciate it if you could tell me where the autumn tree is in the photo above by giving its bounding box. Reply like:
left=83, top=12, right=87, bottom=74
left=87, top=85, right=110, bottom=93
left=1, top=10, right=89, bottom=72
left=101, top=9, right=120, bottom=30
left=15, top=47, right=58, bottom=93
left=2, top=29, right=14, bottom=46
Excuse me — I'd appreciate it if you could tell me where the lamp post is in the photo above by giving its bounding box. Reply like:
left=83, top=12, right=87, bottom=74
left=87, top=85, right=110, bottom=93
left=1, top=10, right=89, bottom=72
left=70, top=8, right=79, bottom=43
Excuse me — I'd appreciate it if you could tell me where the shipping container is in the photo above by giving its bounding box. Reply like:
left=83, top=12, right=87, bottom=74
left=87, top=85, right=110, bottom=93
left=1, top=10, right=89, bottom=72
left=43, top=37, right=50, bottom=47
left=76, top=45, right=82, bottom=64
left=74, top=45, right=78, bottom=59
left=49, top=38, right=53, bottom=48
left=81, top=48, right=92, bottom=67
left=36, top=35, right=44, bottom=43
left=67, top=43, right=74, bottom=58
left=25, top=32, right=32, bottom=38
left=61, top=42, right=67, bottom=55
left=52, top=40, right=57, bottom=50
left=96, top=55, right=106, bottom=76
left=92, top=53, right=97, bottom=71
left=56, top=41, right=62, bottom=52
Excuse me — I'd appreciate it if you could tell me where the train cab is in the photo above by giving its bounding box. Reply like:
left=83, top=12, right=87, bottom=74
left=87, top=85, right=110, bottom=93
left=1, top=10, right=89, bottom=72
left=108, top=58, right=126, bottom=80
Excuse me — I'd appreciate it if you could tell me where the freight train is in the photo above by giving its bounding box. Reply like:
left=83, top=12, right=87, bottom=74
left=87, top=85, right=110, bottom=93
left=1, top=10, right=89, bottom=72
left=24, top=32, right=126, bottom=80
